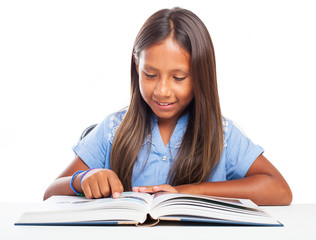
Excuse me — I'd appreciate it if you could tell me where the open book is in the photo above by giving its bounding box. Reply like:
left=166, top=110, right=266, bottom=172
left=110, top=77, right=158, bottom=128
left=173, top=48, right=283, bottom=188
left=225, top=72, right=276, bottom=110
left=15, top=192, right=282, bottom=226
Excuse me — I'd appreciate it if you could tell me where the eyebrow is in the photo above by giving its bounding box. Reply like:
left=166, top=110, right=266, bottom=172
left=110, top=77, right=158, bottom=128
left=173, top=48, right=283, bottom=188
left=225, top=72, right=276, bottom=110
left=143, top=65, right=158, bottom=71
left=143, top=65, right=190, bottom=74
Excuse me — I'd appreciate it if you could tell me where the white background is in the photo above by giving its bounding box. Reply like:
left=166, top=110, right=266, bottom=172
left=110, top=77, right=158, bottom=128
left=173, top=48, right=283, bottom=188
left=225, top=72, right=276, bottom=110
left=0, top=0, right=315, bottom=203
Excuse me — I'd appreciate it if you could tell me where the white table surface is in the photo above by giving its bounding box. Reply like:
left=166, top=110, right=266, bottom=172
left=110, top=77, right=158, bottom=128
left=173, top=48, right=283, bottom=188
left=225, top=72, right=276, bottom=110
left=1, top=202, right=315, bottom=240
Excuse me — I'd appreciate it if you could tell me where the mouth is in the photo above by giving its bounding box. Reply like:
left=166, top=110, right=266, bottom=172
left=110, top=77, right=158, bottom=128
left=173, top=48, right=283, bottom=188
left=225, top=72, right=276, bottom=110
left=154, top=101, right=176, bottom=109
left=156, top=101, right=174, bottom=106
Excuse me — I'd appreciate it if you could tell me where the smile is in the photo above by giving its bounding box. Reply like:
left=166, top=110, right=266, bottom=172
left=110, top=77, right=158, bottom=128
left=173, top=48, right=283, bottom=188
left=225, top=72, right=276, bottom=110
left=154, top=101, right=175, bottom=109
left=157, top=102, right=173, bottom=106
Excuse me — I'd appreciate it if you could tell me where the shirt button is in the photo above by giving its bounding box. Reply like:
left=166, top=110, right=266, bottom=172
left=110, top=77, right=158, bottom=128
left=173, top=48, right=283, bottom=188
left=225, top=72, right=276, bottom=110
left=161, top=156, right=167, bottom=161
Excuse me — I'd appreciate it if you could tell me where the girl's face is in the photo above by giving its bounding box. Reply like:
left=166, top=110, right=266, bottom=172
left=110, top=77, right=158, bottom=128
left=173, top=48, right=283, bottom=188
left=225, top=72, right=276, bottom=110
left=137, top=37, right=194, bottom=125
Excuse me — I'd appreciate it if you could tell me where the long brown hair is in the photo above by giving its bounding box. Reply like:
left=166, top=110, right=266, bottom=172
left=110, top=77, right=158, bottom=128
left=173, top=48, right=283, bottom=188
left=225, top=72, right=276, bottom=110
left=111, top=7, right=223, bottom=189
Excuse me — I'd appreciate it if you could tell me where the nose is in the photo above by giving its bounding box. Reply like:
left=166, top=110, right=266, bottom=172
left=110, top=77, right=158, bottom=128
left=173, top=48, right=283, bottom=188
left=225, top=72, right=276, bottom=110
left=154, top=77, right=172, bottom=98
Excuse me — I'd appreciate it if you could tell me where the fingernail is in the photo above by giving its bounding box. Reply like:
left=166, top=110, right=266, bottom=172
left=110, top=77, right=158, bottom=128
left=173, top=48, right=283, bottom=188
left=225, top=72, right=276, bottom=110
left=113, top=192, right=120, bottom=198
left=153, top=186, right=159, bottom=190
left=139, top=187, right=146, bottom=192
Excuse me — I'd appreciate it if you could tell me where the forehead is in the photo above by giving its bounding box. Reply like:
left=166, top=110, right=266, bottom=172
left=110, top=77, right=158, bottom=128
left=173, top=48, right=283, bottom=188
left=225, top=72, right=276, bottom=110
left=139, top=37, right=190, bottom=72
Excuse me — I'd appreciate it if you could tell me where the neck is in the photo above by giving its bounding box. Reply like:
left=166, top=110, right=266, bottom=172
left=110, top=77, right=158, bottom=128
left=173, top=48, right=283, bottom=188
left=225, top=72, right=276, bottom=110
left=158, top=118, right=177, bottom=146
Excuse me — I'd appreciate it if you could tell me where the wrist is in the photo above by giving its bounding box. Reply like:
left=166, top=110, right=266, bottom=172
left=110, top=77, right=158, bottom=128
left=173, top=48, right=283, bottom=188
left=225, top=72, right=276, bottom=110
left=70, top=171, right=85, bottom=196
left=174, top=183, right=202, bottom=195
left=174, top=184, right=192, bottom=194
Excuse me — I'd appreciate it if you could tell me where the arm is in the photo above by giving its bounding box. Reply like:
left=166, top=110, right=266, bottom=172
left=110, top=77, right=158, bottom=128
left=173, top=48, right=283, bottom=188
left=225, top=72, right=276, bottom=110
left=43, top=156, right=123, bottom=200
left=133, top=154, right=292, bottom=206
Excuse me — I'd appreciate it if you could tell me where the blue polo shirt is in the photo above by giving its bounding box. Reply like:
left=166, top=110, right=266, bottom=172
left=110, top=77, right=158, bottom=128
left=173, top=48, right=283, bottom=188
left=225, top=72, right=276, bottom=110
left=73, top=108, right=264, bottom=187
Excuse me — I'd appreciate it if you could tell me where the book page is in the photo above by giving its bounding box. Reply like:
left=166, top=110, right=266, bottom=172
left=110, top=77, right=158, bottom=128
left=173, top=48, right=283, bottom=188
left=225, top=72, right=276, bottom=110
left=149, top=192, right=279, bottom=225
left=151, top=192, right=259, bottom=210
left=16, top=193, right=154, bottom=225
left=46, top=192, right=153, bottom=206
left=119, top=192, right=153, bottom=206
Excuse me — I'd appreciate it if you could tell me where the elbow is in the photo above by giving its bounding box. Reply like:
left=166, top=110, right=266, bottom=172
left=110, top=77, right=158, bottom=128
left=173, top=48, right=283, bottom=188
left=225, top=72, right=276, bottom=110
left=258, top=176, right=293, bottom=206
left=43, top=184, right=55, bottom=201
left=280, top=185, right=293, bottom=206
left=274, top=180, right=293, bottom=206
left=43, top=189, right=50, bottom=201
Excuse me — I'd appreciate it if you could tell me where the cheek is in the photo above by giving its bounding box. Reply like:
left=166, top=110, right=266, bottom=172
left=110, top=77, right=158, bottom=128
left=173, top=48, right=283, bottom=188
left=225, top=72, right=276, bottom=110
left=176, top=81, right=194, bottom=103
left=182, top=90, right=194, bottom=104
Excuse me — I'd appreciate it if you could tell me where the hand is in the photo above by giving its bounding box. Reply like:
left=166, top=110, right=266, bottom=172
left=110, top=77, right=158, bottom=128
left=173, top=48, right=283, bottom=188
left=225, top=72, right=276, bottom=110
left=132, top=184, right=178, bottom=194
left=81, top=169, right=124, bottom=199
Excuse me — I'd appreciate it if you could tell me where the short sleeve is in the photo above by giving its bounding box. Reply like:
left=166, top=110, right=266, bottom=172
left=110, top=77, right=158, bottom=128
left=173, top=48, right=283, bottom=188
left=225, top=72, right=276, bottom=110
left=225, top=121, right=264, bottom=180
left=72, top=116, right=112, bottom=169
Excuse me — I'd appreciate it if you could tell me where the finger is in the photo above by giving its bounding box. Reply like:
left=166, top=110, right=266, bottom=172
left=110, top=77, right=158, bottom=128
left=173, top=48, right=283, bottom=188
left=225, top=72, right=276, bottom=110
left=98, top=177, right=111, bottom=198
left=137, top=186, right=157, bottom=193
left=81, top=168, right=100, bottom=198
left=132, top=187, right=140, bottom=192
left=154, top=185, right=177, bottom=193
left=108, top=175, right=124, bottom=198
left=89, top=180, right=103, bottom=199
left=82, top=182, right=93, bottom=199
left=138, top=185, right=178, bottom=193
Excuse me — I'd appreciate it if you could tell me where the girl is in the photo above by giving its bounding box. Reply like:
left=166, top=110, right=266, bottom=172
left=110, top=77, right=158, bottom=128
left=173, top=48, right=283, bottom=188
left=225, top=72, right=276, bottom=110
left=44, top=7, right=292, bottom=205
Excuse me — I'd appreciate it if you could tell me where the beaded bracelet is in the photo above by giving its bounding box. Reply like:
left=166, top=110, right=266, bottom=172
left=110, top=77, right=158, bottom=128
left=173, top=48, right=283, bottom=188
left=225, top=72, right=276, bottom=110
left=70, top=170, right=85, bottom=196
left=80, top=168, right=96, bottom=184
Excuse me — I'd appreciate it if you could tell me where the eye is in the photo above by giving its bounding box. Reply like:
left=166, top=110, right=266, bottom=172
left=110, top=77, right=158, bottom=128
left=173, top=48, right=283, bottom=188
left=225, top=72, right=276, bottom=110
left=174, top=76, right=187, bottom=81
left=144, top=72, right=157, bottom=79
